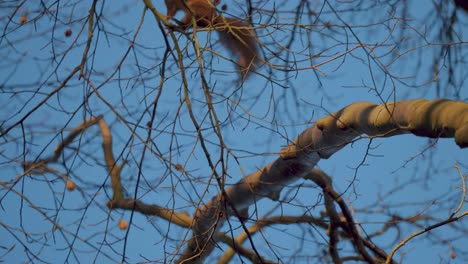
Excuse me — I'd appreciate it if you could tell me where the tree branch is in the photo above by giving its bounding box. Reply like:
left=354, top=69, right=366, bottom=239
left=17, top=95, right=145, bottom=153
left=177, top=99, right=468, bottom=263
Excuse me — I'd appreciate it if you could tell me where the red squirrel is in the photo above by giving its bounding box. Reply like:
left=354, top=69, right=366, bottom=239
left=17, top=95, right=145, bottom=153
left=164, top=0, right=260, bottom=80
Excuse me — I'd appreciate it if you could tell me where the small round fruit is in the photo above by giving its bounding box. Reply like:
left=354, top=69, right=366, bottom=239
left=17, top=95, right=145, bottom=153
left=118, top=219, right=128, bottom=230
left=66, top=180, right=76, bottom=191
left=20, top=16, right=27, bottom=25
left=450, top=252, right=456, bottom=259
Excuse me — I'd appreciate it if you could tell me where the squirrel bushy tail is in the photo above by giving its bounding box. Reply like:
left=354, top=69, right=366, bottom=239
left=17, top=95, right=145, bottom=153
left=164, top=0, right=260, bottom=80
left=215, top=17, right=259, bottom=80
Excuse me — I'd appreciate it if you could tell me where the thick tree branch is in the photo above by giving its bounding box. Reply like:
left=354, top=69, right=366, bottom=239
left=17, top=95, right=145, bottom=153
left=177, top=99, right=468, bottom=263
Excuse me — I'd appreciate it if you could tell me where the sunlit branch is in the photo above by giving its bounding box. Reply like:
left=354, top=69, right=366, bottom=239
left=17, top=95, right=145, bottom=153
left=178, top=99, right=468, bottom=263
left=217, top=233, right=275, bottom=264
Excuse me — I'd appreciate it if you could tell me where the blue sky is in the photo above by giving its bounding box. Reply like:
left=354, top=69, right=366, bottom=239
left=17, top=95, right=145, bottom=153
left=0, top=0, right=467, bottom=263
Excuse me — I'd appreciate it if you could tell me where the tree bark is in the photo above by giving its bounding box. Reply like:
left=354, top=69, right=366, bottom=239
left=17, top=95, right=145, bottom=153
left=176, top=98, right=468, bottom=263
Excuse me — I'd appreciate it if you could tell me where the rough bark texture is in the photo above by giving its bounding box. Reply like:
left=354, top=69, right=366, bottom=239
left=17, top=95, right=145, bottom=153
left=177, top=98, right=468, bottom=263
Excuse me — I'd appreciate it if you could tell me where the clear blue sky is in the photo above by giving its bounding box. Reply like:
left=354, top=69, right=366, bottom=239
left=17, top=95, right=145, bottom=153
left=0, top=1, right=467, bottom=263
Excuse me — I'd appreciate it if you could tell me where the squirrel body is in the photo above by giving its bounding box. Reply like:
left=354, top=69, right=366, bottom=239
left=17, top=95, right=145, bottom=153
left=164, top=0, right=259, bottom=79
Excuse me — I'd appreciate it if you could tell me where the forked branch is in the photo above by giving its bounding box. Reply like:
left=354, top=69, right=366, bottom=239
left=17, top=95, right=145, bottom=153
left=178, top=99, right=468, bottom=263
